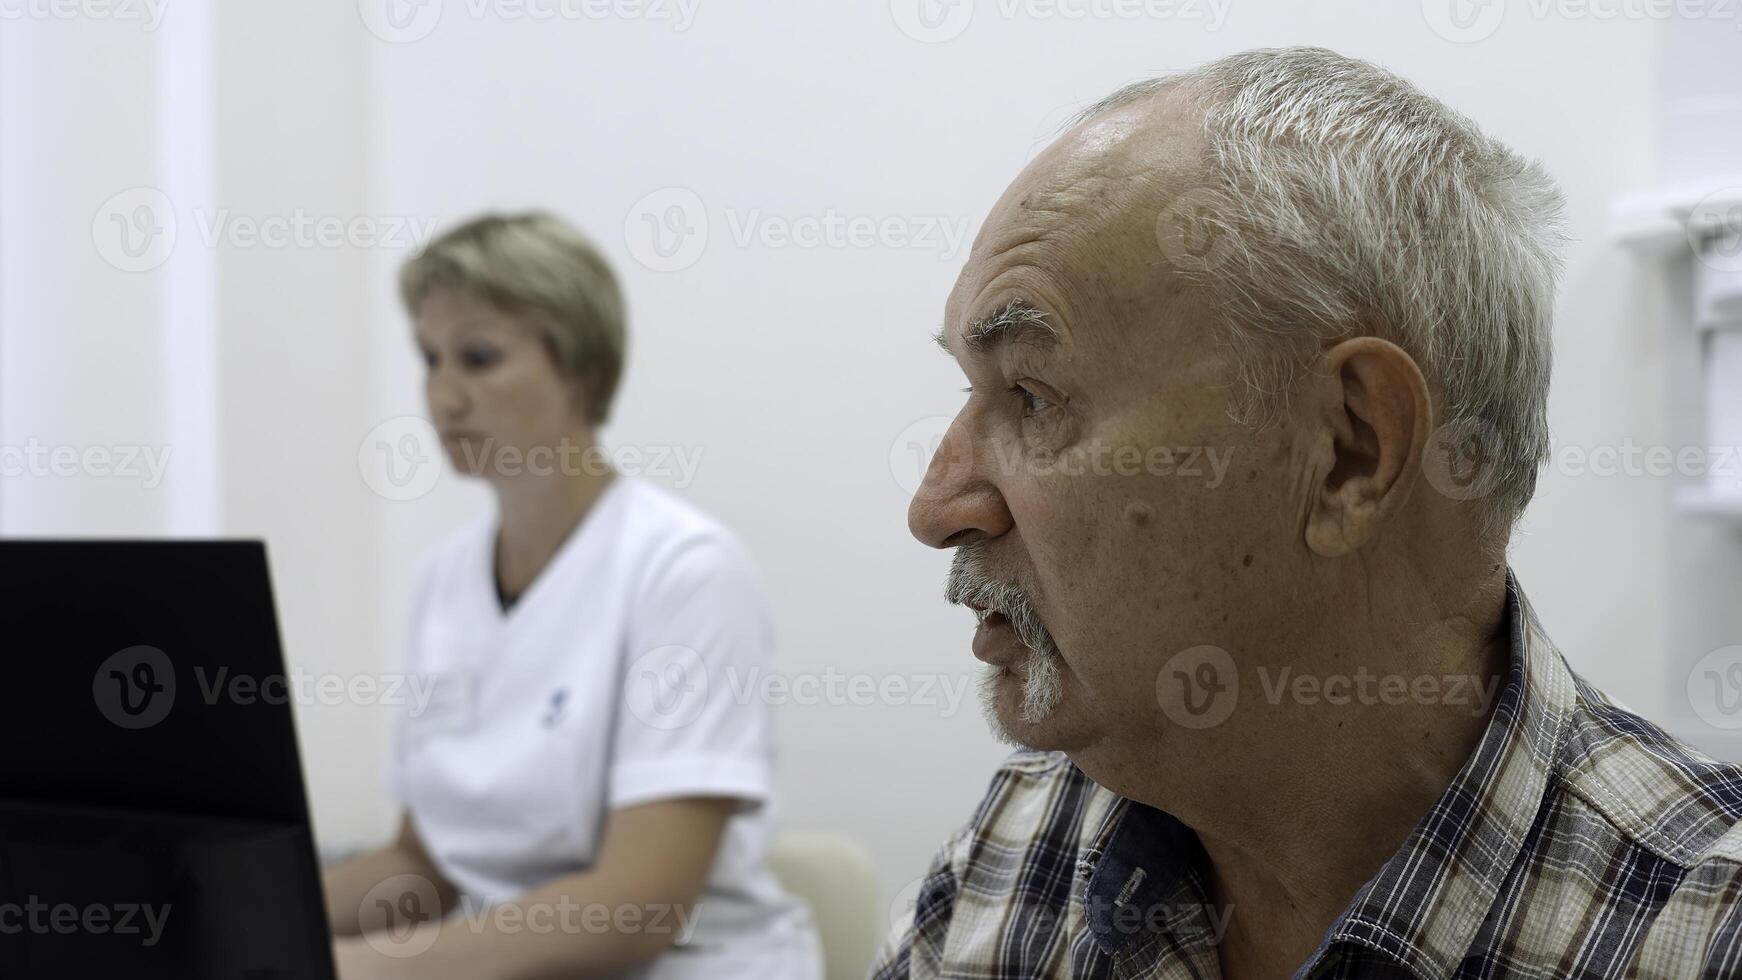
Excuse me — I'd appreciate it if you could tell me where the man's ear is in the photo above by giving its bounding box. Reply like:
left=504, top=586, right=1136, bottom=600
left=1303, top=337, right=1431, bottom=557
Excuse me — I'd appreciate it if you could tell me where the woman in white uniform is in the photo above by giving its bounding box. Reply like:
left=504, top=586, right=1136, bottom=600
left=322, top=212, right=821, bottom=980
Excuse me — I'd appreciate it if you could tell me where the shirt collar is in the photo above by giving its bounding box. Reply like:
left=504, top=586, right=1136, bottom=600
left=1082, top=570, right=1578, bottom=975
left=1081, top=796, right=1202, bottom=955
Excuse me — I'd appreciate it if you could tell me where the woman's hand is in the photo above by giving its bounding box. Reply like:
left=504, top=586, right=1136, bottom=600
left=324, top=816, right=460, bottom=938
left=356, top=797, right=738, bottom=980
left=332, top=926, right=452, bottom=980
left=332, top=935, right=394, bottom=980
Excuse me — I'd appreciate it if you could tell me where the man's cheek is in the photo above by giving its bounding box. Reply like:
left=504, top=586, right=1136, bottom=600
left=1001, top=467, right=1073, bottom=529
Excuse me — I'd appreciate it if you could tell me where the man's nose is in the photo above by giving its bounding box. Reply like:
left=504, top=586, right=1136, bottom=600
left=907, top=414, right=1014, bottom=549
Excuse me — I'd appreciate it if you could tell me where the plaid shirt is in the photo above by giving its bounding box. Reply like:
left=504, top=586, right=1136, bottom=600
left=869, top=575, right=1742, bottom=978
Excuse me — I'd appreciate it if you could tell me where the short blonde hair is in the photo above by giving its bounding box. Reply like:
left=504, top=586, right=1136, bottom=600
left=400, top=211, right=627, bottom=424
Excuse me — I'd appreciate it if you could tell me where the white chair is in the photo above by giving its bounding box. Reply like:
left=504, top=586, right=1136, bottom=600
left=768, top=832, right=882, bottom=980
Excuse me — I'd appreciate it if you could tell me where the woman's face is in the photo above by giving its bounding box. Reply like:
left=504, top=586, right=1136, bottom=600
left=414, top=286, right=593, bottom=481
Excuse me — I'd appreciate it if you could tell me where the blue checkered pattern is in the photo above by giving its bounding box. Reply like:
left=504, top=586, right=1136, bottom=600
left=870, top=576, right=1742, bottom=978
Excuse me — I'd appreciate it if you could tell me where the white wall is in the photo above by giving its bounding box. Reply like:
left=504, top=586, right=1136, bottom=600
left=1, top=11, right=170, bottom=535
left=1636, top=17, right=1742, bottom=758
left=1, top=0, right=1676, bottom=931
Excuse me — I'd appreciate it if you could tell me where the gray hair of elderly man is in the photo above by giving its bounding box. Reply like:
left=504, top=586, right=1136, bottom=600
left=1072, top=46, right=1567, bottom=551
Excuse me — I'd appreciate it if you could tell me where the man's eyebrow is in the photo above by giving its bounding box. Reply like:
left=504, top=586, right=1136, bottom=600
left=932, top=300, right=1060, bottom=357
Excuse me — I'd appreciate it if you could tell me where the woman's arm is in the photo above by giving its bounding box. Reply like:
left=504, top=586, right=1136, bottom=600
left=324, top=814, right=461, bottom=937
left=332, top=795, right=736, bottom=980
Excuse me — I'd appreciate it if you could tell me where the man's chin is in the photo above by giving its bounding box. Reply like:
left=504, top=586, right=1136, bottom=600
left=979, top=665, right=1081, bottom=751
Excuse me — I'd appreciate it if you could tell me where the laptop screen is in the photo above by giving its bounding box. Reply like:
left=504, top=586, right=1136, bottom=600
left=0, top=540, right=335, bottom=979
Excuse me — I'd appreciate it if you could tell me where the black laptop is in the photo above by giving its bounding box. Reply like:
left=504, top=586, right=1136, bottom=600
left=0, top=540, right=337, bottom=979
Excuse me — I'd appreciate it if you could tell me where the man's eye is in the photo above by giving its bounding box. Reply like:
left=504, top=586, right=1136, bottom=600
left=1011, top=384, right=1055, bottom=417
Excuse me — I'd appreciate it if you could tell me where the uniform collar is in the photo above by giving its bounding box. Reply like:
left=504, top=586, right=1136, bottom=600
left=1081, top=570, right=1577, bottom=977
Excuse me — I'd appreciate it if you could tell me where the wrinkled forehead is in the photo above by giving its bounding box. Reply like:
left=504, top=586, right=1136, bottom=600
left=945, top=96, right=1208, bottom=353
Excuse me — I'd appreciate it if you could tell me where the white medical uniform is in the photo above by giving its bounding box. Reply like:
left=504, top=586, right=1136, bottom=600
left=391, top=475, right=821, bottom=979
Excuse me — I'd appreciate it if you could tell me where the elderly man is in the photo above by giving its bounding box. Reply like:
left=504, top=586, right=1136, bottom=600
left=873, top=47, right=1742, bottom=980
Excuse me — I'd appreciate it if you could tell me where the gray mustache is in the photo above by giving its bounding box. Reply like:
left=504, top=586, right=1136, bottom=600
left=944, top=545, right=1058, bottom=657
